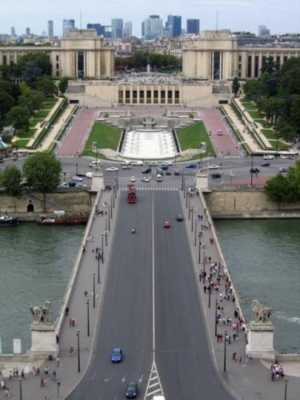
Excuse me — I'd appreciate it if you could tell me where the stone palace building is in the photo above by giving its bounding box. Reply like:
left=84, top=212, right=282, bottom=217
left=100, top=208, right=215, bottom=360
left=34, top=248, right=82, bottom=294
left=1, top=30, right=300, bottom=107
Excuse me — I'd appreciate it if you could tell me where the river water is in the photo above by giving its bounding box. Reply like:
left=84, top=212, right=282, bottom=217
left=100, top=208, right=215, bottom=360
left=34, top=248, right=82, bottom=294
left=215, top=219, right=300, bottom=353
left=0, top=224, right=84, bottom=354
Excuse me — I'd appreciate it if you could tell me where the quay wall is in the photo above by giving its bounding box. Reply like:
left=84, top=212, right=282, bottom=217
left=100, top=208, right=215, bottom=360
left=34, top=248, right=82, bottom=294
left=205, top=190, right=300, bottom=219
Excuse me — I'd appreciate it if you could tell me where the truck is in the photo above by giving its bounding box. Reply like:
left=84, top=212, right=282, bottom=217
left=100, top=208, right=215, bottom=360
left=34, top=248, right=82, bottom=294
left=127, top=183, right=137, bottom=204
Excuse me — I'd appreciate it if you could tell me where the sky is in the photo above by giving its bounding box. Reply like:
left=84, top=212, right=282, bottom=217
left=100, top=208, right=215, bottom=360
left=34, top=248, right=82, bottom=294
left=1, top=0, right=300, bottom=37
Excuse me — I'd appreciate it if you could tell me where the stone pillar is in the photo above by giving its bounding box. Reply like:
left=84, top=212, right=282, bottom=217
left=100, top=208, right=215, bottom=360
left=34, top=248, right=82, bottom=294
left=129, top=89, right=133, bottom=105
left=31, top=324, right=57, bottom=356
left=246, top=321, right=275, bottom=361
left=158, top=89, right=161, bottom=104
left=137, top=87, right=140, bottom=105
left=251, top=53, right=256, bottom=78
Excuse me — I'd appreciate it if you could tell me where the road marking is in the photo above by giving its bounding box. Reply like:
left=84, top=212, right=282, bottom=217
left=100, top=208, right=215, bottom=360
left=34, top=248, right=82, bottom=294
left=144, top=360, right=164, bottom=399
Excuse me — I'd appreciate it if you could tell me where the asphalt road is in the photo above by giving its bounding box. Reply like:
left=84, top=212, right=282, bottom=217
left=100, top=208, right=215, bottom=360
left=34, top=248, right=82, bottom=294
left=68, top=190, right=235, bottom=399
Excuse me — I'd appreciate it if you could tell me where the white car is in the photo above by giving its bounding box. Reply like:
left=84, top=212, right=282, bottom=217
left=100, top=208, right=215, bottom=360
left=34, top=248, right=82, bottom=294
left=121, top=163, right=131, bottom=169
left=142, top=177, right=151, bottom=183
left=156, top=174, right=163, bottom=182
left=132, top=160, right=144, bottom=166
left=89, top=160, right=101, bottom=168
left=130, top=176, right=136, bottom=182
left=105, top=167, right=119, bottom=172
left=208, top=164, right=221, bottom=170
left=72, top=175, right=83, bottom=182
left=263, top=155, right=275, bottom=160
left=85, top=171, right=93, bottom=179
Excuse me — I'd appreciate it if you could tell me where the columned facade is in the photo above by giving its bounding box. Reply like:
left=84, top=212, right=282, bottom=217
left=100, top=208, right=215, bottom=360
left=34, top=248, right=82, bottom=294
left=118, top=85, right=181, bottom=105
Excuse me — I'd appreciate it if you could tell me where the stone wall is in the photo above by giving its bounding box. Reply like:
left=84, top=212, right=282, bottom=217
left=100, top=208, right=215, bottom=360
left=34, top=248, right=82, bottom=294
left=205, top=190, right=300, bottom=218
left=0, top=190, right=95, bottom=219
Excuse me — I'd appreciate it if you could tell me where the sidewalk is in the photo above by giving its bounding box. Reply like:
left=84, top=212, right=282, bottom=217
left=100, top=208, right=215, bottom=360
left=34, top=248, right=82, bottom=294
left=0, top=187, right=119, bottom=400
left=182, top=188, right=300, bottom=400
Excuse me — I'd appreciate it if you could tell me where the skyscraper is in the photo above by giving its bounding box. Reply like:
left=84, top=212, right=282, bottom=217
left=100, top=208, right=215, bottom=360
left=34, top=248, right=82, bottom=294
left=111, top=19, right=123, bottom=40
left=11, top=27, right=16, bottom=37
left=166, top=15, right=182, bottom=38
left=186, top=19, right=200, bottom=35
left=87, top=23, right=105, bottom=36
left=48, top=20, right=54, bottom=39
left=258, top=25, right=270, bottom=37
left=25, top=27, right=31, bottom=36
left=142, top=15, right=163, bottom=40
left=123, top=21, right=133, bottom=39
left=63, top=19, right=76, bottom=36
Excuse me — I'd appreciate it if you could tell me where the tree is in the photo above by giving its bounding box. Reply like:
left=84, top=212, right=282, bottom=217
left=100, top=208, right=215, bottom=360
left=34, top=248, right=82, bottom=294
left=35, top=76, right=57, bottom=97
left=23, top=152, right=61, bottom=210
left=265, top=162, right=300, bottom=203
left=58, top=77, right=69, bottom=94
left=243, top=80, right=261, bottom=100
left=2, top=165, right=22, bottom=196
left=6, top=105, right=30, bottom=130
left=0, top=90, right=14, bottom=127
left=232, top=77, right=240, bottom=97
left=17, top=53, right=52, bottom=85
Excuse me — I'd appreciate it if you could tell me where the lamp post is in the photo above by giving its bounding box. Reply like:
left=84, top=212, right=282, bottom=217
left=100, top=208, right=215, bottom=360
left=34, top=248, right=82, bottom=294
left=57, top=381, right=61, bottom=398
left=191, top=208, right=194, bottom=232
left=198, top=240, right=201, bottom=264
left=97, top=252, right=101, bottom=284
left=76, top=330, right=81, bottom=373
left=194, top=218, right=197, bottom=246
left=86, top=298, right=90, bottom=337
left=223, top=330, right=228, bottom=373
left=215, top=299, right=218, bottom=337
left=93, top=273, right=96, bottom=309
left=19, top=378, right=23, bottom=400
left=208, top=285, right=212, bottom=309
left=250, top=154, right=254, bottom=187
left=283, top=378, right=288, bottom=400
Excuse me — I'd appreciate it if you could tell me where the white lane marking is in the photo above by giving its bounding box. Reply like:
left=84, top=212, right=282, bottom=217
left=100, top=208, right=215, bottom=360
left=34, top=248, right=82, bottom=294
left=152, top=191, right=156, bottom=356
left=144, top=360, right=164, bottom=399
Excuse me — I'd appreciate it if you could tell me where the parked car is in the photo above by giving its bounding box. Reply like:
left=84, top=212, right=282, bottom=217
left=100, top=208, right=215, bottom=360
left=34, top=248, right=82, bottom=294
left=185, top=163, right=197, bottom=169
left=176, top=214, right=184, bottom=222
left=211, top=173, right=222, bottom=179
left=164, top=220, right=171, bottom=229
left=156, top=174, right=163, bottom=182
left=263, top=154, right=275, bottom=160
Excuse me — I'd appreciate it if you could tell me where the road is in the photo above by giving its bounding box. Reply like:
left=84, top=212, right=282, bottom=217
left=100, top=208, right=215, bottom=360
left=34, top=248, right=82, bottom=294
left=68, top=190, right=235, bottom=399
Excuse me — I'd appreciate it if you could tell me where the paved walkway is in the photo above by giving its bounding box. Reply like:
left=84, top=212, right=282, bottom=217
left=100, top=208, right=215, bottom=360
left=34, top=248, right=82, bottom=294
left=58, top=109, right=97, bottom=157
left=0, top=188, right=119, bottom=400
left=183, top=188, right=300, bottom=400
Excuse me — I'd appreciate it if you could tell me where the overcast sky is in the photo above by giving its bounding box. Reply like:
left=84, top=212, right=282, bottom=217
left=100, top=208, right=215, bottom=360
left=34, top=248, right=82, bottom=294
left=1, top=0, right=300, bottom=36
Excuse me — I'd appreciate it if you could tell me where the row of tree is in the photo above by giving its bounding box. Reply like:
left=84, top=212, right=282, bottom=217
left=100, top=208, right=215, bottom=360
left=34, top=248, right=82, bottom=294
left=265, top=161, right=300, bottom=203
left=0, top=152, right=61, bottom=196
left=0, top=53, right=68, bottom=133
left=243, top=57, right=300, bottom=141
left=115, top=52, right=181, bottom=73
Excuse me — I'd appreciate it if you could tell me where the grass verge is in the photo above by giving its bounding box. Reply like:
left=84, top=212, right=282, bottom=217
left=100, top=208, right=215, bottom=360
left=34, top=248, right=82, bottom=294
left=82, top=122, right=121, bottom=157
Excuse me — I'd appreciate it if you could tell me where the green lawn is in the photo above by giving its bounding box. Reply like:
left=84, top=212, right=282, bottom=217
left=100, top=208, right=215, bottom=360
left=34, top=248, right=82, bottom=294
left=17, top=128, right=36, bottom=138
left=82, top=122, right=121, bottom=156
left=14, top=138, right=30, bottom=148
left=176, top=122, right=215, bottom=157
left=241, top=100, right=257, bottom=110
left=34, top=109, right=50, bottom=119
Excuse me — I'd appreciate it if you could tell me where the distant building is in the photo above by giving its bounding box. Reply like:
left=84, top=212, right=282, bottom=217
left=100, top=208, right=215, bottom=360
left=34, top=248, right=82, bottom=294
left=258, top=25, right=270, bottom=38
left=48, top=20, right=54, bottom=39
left=166, top=15, right=182, bottom=38
left=187, top=19, right=200, bottom=35
left=87, top=23, right=104, bottom=36
left=123, top=21, right=133, bottom=39
left=142, top=15, right=163, bottom=40
left=111, top=18, right=123, bottom=39
left=11, top=26, right=16, bottom=37
left=63, top=19, right=76, bottom=36
left=25, top=27, right=31, bottom=36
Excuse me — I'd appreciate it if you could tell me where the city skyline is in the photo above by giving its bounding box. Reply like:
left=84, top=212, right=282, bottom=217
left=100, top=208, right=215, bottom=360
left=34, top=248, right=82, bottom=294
left=1, top=0, right=300, bottom=37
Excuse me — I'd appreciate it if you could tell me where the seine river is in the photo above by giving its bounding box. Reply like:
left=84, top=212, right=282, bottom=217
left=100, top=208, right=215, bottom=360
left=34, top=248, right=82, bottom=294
left=215, top=219, right=300, bottom=353
left=0, top=224, right=84, bottom=354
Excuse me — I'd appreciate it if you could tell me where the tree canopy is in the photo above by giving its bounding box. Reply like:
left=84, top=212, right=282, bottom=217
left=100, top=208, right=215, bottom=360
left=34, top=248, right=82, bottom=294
left=1, top=165, right=22, bottom=196
left=115, top=52, right=181, bottom=73
left=244, top=57, right=300, bottom=141
left=23, top=152, right=61, bottom=193
left=265, top=161, right=300, bottom=202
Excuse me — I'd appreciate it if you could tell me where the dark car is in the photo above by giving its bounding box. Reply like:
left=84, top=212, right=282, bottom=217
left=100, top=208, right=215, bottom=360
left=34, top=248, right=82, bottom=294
left=165, top=171, right=172, bottom=176
left=261, top=162, right=270, bottom=167
left=161, top=165, right=168, bottom=171
left=211, top=173, right=222, bottom=179
left=111, top=347, right=123, bottom=363
left=250, top=167, right=260, bottom=174
left=125, top=382, right=138, bottom=399
left=176, top=214, right=184, bottom=222
left=142, top=167, right=151, bottom=174
left=68, top=181, right=77, bottom=187
left=174, top=170, right=180, bottom=176
left=185, top=163, right=197, bottom=169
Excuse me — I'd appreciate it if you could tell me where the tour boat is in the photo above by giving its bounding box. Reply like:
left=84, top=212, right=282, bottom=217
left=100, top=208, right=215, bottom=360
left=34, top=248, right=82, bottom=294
left=0, top=215, right=19, bottom=227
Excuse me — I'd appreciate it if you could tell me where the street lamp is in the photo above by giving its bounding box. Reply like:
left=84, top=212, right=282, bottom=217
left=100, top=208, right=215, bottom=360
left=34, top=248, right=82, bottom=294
left=76, top=330, right=81, bottom=373
left=93, top=273, right=96, bottom=309
left=283, top=378, right=288, bottom=400
left=19, top=378, right=23, bottom=400
left=250, top=154, right=254, bottom=186
left=223, top=330, right=228, bottom=373
left=86, top=298, right=90, bottom=337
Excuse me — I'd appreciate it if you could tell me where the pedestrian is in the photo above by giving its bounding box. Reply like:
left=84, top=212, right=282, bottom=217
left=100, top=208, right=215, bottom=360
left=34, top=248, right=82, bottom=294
left=21, top=370, right=25, bottom=379
left=56, top=357, right=60, bottom=368
left=56, top=334, right=59, bottom=344
left=4, top=388, right=9, bottom=398
left=65, top=306, right=69, bottom=317
left=40, top=378, right=45, bottom=387
left=204, top=285, right=207, bottom=294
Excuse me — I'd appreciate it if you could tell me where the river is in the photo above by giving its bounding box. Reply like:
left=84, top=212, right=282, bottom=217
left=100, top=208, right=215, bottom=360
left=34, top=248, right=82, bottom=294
left=215, top=219, right=300, bottom=353
left=0, top=224, right=84, bottom=354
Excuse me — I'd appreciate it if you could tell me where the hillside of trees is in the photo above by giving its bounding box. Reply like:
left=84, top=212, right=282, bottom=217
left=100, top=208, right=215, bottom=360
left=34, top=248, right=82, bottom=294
left=115, top=51, right=181, bottom=73
left=243, top=57, right=300, bottom=142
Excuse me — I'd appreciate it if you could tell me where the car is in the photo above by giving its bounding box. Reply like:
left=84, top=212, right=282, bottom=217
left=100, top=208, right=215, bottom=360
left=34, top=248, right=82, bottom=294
left=216, top=129, right=223, bottom=136
left=208, top=164, right=221, bottom=170
left=174, top=170, right=180, bottom=176
left=142, top=167, right=151, bottom=174
left=72, top=175, right=84, bottom=182
left=280, top=155, right=289, bottom=160
left=0, top=157, right=3, bottom=163
left=250, top=167, right=260, bottom=174
left=89, top=160, right=101, bottom=168
left=279, top=167, right=288, bottom=173
left=263, top=154, right=275, bottom=160
left=132, top=160, right=143, bottom=166
left=85, top=171, right=93, bottom=179
left=164, top=220, right=171, bottom=229
left=122, top=163, right=131, bottom=170
left=130, top=176, right=136, bottom=182
left=111, top=347, right=123, bottom=363
left=105, top=167, right=119, bottom=172
left=165, top=171, right=172, bottom=176
left=261, top=162, right=270, bottom=167
left=176, top=214, right=184, bottom=222
left=156, top=174, right=163, bottom=182
left=142, top=176, right=151, bottom=183
left=68, top=181, right=77, bottom=187
left=185, top=163, right=197, bottom=169
left=125, top=382, right=138, bottom=399
left=211, top=173, right=222, bottom=179
left=160, top=165, right=168, bottom=171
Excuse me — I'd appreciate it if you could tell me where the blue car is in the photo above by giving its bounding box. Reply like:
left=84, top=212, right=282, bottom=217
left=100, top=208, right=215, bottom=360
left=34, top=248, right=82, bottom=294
left=185, top=163, right=197, bottom=169
left=111, top=347, right=123, bottom=363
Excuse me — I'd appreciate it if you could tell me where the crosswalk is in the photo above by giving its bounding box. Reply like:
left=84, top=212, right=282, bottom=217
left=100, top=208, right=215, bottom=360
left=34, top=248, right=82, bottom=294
left=120, top=182, right=180, bottom=191
left=144, top=361, right=165, bottom=400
